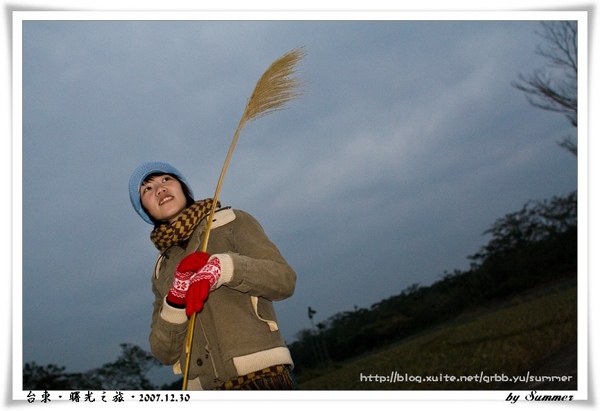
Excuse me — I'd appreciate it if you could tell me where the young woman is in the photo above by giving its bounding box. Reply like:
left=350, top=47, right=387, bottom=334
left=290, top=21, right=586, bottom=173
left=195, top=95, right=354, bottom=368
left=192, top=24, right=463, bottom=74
left=129, top=161, right=297, bottom=390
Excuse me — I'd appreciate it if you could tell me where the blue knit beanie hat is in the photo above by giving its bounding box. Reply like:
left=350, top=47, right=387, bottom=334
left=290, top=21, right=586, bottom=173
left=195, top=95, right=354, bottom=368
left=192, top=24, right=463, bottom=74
left=129, top=161, right=194, bottom=224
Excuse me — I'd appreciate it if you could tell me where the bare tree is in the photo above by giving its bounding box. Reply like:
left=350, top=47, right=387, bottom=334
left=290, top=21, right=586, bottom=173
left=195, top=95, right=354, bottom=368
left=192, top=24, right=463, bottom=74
left=513, top=21, right=578, bottom=156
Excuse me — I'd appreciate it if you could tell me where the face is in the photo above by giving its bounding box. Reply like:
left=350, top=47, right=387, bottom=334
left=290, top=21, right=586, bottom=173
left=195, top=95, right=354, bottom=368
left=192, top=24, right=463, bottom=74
left=140, top=174, right=187, bottom=223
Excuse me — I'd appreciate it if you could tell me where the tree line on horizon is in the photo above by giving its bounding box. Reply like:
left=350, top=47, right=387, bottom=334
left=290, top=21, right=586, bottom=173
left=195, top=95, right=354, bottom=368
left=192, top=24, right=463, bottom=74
left=288, top=190, right=577, bottom=376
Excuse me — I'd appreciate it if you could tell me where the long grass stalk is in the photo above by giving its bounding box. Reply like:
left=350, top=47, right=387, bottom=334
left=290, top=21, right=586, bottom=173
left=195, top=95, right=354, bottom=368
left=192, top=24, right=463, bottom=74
left=182, top=47, right=305, bottom=390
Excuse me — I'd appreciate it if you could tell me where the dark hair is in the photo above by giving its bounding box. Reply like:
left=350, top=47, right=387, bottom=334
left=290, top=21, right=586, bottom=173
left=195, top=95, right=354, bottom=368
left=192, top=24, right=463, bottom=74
left=141, top=172, right=195, bottom=226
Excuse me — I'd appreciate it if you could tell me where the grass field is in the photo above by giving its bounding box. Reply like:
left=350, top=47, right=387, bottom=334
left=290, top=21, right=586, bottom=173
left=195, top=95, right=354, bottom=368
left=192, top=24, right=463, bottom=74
left=298, top=285, right=577, bottom=390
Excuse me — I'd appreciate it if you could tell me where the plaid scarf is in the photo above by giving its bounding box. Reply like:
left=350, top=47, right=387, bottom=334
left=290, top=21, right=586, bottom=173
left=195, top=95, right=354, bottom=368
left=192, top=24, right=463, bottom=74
left=150, top=198, right=220, bottom=251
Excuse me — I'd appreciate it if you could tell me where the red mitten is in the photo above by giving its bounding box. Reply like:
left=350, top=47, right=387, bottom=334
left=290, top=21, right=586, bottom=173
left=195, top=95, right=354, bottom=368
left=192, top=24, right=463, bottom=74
left=166, top=252, right=210, bottom=307
left=186, top=257, right=221, bottom=317
left=178, top=251, right=211, bottom=273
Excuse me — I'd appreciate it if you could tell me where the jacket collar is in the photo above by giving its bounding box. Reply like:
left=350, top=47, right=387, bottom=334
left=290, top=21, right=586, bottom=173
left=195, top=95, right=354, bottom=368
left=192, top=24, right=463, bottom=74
left=184, top=207, right=236, bottom=254
left=207, top=206, right=235, bottom=229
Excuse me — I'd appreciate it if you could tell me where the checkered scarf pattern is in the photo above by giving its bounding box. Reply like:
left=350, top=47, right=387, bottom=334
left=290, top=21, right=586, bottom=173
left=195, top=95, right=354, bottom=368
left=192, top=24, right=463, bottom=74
left=150, top=198, right=220, bottom=251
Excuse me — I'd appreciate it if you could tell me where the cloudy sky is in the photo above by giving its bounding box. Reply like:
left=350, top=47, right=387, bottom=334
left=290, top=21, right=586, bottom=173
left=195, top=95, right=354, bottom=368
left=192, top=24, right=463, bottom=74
left=11, top=5, right=589, bottom=391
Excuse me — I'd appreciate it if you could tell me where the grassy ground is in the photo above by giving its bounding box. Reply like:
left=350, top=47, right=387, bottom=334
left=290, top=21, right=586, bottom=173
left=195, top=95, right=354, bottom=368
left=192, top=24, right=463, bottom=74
left=298, top=286, right=577, bottom=390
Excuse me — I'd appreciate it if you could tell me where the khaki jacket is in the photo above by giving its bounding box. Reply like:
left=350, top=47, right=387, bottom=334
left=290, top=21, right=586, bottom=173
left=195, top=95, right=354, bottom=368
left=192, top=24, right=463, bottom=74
left=149, top=208, right=296, bottom=389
